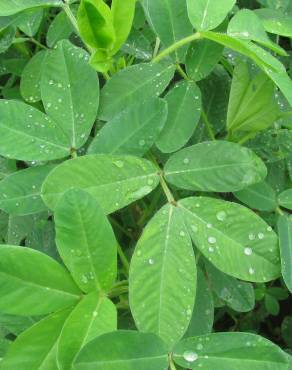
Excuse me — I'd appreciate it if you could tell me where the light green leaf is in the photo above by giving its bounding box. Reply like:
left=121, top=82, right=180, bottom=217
left=184, top=267, right=214, bottom=337
left=57, top=292, right=117, bottom=370
left=41, top=154, right=159, bottom=213
left=233, top=181, right=277, bottom=212
left=74, top=331, right=169, bottom=370
left=41, top=40, right=99, bottom=149
left=129, top=204, right=196, bottom=348
left=174, top=332, right=288, bottom=369
left=179, top=196, right=280, bottom=282
left=17, top=9, right=43, bottom=37
left=206, top=261, right=255, bottom=312
left=156, top=80, right=201, bottom=153
left=98, top=62, right=175, bottom=121
left=186, top=0, right=236, bottom=31
left=20, top=50, right=46, bottom=103
left=88, top=98, right=167, bottom=156
left=0, top=165, right=54, bottom=216
left=0, top=0, right=62, bottom=16
left=143, top=0, right=192, bottom=62
left=0, top=245, right=81, bottom=315
left=255, top=8, right=292, bottom=37
left=55, top=188, right=117, bottom=293
left=164, top=141, right=267, bottom=192
left=46, top=10, right=74, bottom=48
left=111, top=0, right=136, bottom=54
left=0, top=100, right=70, bottom=161
left=277, top=215, right=292, bottom=293
left=278, top=188, right=292, bottom=210
left=0, top=309, right=72, bottom=370
left=186, top=39, right=223, bottom=81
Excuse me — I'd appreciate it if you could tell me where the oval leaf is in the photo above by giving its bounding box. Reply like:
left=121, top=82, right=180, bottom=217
left=277, top=215, right=292, bottom=293
left=0, top=0, right=62, bottom=16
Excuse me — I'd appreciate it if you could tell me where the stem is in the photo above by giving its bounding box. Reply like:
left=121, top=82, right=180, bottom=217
left=159, top=173, right=175, bottom=203
left=201, top=110, right=216, bottom=141
left=276, top=207, right=285, bottom=216
left=176, top=63, right=190, bottom=81
left=153, top=37, right=161, bottom=58
left=117, top=243, right=130, bottom=275
left=29, top=37, right=48, bottom=50
left=169, top=356, right=177, bottom=370
left=152, top=32, right=202, bottom=63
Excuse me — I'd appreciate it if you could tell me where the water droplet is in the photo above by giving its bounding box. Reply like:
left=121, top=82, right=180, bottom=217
left=148, top=258, right=154, bottom=265
left=258, top=232, right=264, bottom=240
left=191, top=225, right=198, bottom=233
left=136, top=250, right=142, bottom=257
left=147, top=178, right=154, bottom=186
left=196, top=344, right=203, bottom=350
left=244, top=247, right=252, bottom=256
left=180, top=231, right=186, bottom=237
left=207, top=223, right=212, bottom=229
left=183, top=351, right=198, bottom=362
left=139, top=139, right=145, bottom=146
left=216, top=211, right=226, bottom=221
left=249, top=267, right=255, bottom=275
left=93, top=311, right=98, bottom=317
left=267, top=226, right=272, bottom=232
left=208, top=247, right=214, bottom=253
left=49, top=80, right=54, bottom=85
left=248, top=233, right=256, bottom=241
left=113, top=160, right=124, bottom=168
left=183, top=158, right=190, bottom=164
left=208, top=236, right=216, bottom=244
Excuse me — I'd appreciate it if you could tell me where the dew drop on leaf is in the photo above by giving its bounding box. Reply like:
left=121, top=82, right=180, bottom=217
left=244, top=247, right=252, bottom=256
left=208, top=236, right=216, bottom=244
left=183, top=351, right=198, bottom=362
left=216, top=211, right=226, bottom=221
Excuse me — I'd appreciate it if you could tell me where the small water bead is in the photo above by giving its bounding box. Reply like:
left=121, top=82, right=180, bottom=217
left=139, top=139, right=146, bottom=146
left=216, top=211, right=226, bottom=221
left=191, top=225, right=198, bottom=233
left=93, top=311, right=98, bottom=317
left=180, top=231, right=186, bottom=237
left=136, top=250, right=142, bottom=257
left=49, top=80, right=54, bottom=85
left=148, top=258, right=154, bottom=265
left=258, top=232, right=264, bottom=240
left=113, top=160, right=124, bottom=168
left=183, top=351, right=198, bottom=362
left=208, top=247, right=214, bottom=253
left=58, top=98, right=62, bottom=103
left=183, top=158, right=190, bottom=164
left=208, top=236, right=216, bottom=244
left=248, top=233, right=256, bottom=241
left=267, top=226, right=272, bottom=232
left=244, top=247, right=252, bottom=256
left=196, top=343, right=203, bottom=350
left=147, top=178, right=154, bottom=186
left=207, top=223, right=212, bottom=229
left=249, top=267, right=255, bottom=275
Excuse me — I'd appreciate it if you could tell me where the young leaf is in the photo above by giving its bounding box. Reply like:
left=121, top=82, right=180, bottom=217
left=74, top=331, right=169, bottom=370
left=179, top=196, right=280, bottom=282
left=57, top=292, right=117, bottom=370
left=0, top=308, right=72, bottom=370
left=41, top=39, right=100, bottom=149
left=164, top=141, right=267, bottom=193
left=186, top=0, right=236, bottom=31
left=278, top=189, right=292, bottom=210
left=0, top=100, right=70, bottom=161
left=0, top=0, right=62, bottom=16
left=233, top=181, right=277, bottom=212
left=88, top=97, right=167, bottom=156
left=41, top=154, right=159, bottom=213
left=98, top=62, right=175, bottom=121
left=129, top=204, right=197, bottom=348
left=0, top=245, right=81, bottom=315
left=174, top=332, right=288, bottom=369
left=156, top=80, right=202, bottom=153
left=55, top=188, right=117, bottom=293
left=20, top=50, right=46, bottom=103
left=0, top=164, right=54, bottom=216
left=277, top=215, right=292, bottom=293
left=143, top=0, right=192, bottom=62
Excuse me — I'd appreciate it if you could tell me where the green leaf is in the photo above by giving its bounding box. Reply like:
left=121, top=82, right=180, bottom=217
left=143, top=0, right=192, bottom=62
left=17, top=9, right=43, bottom=37
left=278, top=188, right=292, bottom=210
left=265, top=293, right=280, bottom=315
left=0, top=308, right=72, bottom=370
left=156, top=80, right=201, bottom=153
left=277, top=215, right=292, bottom=293
left=88, top=97, right=167, bottom=156
left=41, top=154, right=159, bottom=213
left=41, top=40, right=99, bottom=149
left=0, top=245, right=81, bottom=315
left=0, top=100, right=70, bottom=161
left=233, top=181, right=277, bottom=212
left=255, top=8, right=292, bottom=37
left=74, top=330, right=169, bottom=370
left=179, top=196, right=280, bottom=282
left=57, top=292, right=117, bottom=370
left=55, top=188, right=117, bottom=293
left=186, top=0, right=236, bottom=31
left=0, top=0, right=62, bottom=16
left=20, top=50, right=46, bottom=103
left=173, top=332, right=288, bottom=369
left=206, top=261, right=255, bottom=312
left=77, top=0, right=116, bottom=50
left=184, top=267, right=214, bottom=337
left=0, top=26, right=15, bottom=54
left=0, top=165, right=54, bottom=216
left=186, top=39, right=223, bottom=81
left=111, top=0, right=136, bottom=54
left=98, top=62, right=175, bottom=121
left=164, top=141, right=267, bottom=192
left=129, top=204, right=196, bottom=348
left=46, top=10, right=74, bottom=48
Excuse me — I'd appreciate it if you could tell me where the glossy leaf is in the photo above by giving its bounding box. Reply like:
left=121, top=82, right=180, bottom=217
left=129, top=204, right=197, bottom=348
left=41, top=40, right=99, bottom=149
left=0, top=165, right=54, bottom=216
left=278, top=189, right=292, bottom=210
left=0, top=309, right=72, bottom=370
left=174, top=332, right=288, bottom=369
left=179, top=196, right=281, bottom=282
left=57, top=292, right=117, bottom=370
left=55, top=188, right=117, bottom=293
left=98, top=62, right=175, bottom=121
left=164, top=141, right=267, bottom=192
left=143, top=0, right=192, bottom=62
left=89, top=98, right=167, bottom=156
left=277, top=215, right=292, bottom=293
left=0, top=0, right=62, bottom=16
left=0, top=100, right=70, bottom=161
left=0, top=245, right=81, bottom=315
left=74, top=331, right=169, bottom=370
left=156, top=80, right=201, bottom=153
left=41, top=154, right=159, bottom=213
left=186, top=0, right=236, bottom=31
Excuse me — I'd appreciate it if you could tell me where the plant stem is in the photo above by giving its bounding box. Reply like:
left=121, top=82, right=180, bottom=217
left=29, top=37, right=48, bottom=50
left=117, top=243, right=130, bottom=275
left=153, top=37, right=161, bottom=58
left=152, top=32, right=202, bottom=63
left=176, top=63, right=190, bottom=81
left=168, top=356, right=177, bottom=370
left=276, top=207, right=285, bottom=216
left=159, top=173, right=175, bottom=203
left=201, top=110, right=216, bottom=141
